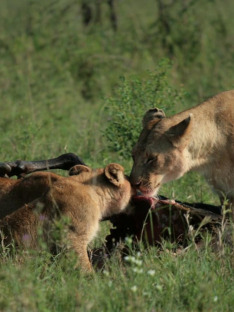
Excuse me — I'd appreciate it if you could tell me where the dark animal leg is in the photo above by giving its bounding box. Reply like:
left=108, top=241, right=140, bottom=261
left=0, top=153, right=86, bottom=178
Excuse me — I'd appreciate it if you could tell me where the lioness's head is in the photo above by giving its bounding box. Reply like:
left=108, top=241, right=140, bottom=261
left=130, top=108, right=192, bottom=196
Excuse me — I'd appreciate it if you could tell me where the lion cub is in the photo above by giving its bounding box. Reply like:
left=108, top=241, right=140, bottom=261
left=130, top=90, right=234, bottom=218
left=0, top=163, right=132, bottom=272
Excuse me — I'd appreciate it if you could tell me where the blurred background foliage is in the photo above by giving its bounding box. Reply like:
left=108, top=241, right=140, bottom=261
left=0, top=0, right=233, bottom=175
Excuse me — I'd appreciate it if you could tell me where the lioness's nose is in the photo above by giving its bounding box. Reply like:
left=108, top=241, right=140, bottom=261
left=129, top=175, right=142, bottom=187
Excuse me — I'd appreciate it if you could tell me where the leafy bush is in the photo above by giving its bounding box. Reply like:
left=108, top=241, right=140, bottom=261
left=104, top=59, right=186, bottom=159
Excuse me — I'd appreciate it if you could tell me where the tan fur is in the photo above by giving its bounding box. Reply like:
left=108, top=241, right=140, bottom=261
left=0, top=164, right=133, bottom=272
left=0, top=172, right=61, bottom=219
left=130, top=90, right=234, bottom=218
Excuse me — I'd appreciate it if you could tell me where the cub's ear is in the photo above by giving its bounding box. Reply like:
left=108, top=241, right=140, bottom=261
left=69, top=165, right=91, bottom=176
left=142, top=107, right=165, bottom=128
left=104, top=163, right=125, bottom=187
left=165, top=115, right=192, bottom=148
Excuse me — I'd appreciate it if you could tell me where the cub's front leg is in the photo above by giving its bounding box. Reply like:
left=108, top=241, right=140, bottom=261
left=67, top=231, right=93, bottom=273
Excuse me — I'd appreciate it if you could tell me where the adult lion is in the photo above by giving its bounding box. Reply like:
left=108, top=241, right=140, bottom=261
left=130, top=90, right=234, bottom=218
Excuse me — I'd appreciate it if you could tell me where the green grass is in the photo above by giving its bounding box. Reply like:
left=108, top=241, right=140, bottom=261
left=0, top=0, right=233, bottom=311
left=0, top=242, right=233, bottom=312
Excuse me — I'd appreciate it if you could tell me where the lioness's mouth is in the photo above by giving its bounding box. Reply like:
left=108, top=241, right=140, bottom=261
left=138, top=183, right=161, bottom=197
left=138, top=188, right=156, bottom=197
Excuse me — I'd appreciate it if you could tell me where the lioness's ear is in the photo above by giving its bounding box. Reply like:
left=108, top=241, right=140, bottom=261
left=69, top=165, right=91, bottom=176
left=142, top=108, right=165, bottom=128
left=166, top=115, right=192, bottom=148
left=104, top=163, right=125, bottom=187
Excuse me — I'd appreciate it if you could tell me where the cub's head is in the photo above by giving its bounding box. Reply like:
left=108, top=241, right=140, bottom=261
left=130, top=108, right=192, bottom=196
left=69, top=163, right=133, bottom=215
left=103, top=163, right=134, bottom=215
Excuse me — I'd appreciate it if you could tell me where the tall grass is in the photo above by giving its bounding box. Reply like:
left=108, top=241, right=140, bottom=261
left=0, top=239, right=233, bottom=311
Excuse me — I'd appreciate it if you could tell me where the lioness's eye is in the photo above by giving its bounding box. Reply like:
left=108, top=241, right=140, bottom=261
left=146, top=156, right=157, bottom=164
left=147, top=157, right=155, bottom=164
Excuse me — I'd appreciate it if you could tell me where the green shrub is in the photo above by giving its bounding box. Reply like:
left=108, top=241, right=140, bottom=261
left=104, top=59, right=186, bottom=159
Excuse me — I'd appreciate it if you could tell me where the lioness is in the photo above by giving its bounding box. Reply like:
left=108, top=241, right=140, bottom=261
left=130, top=90, right=234, bottom=218
left=0, top=163, right=133, bottom=272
